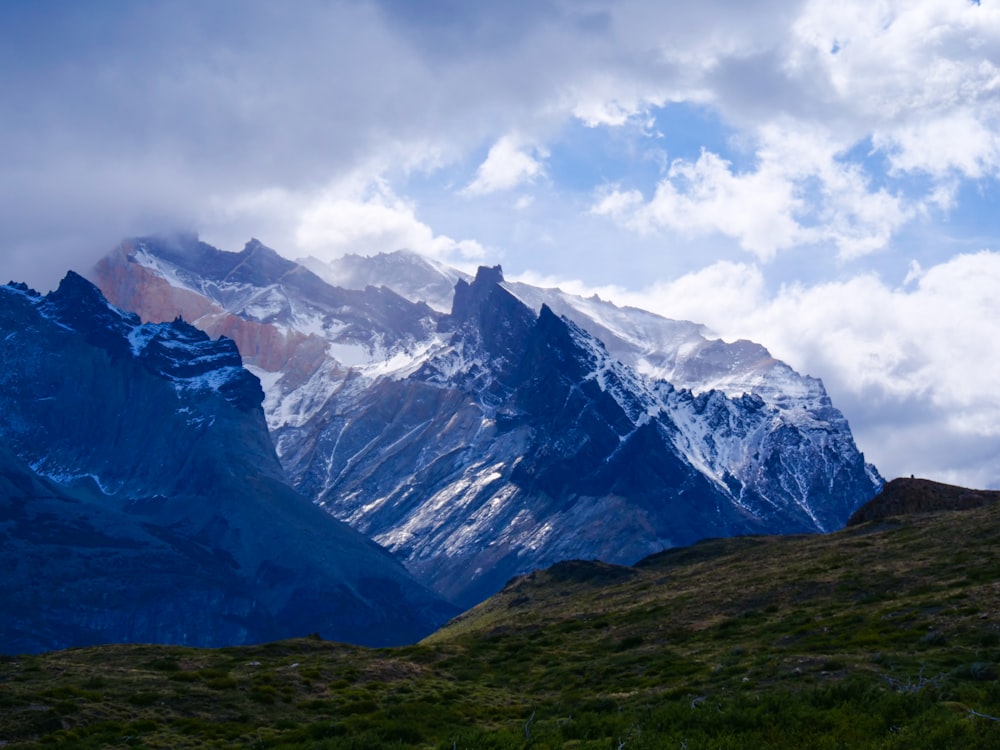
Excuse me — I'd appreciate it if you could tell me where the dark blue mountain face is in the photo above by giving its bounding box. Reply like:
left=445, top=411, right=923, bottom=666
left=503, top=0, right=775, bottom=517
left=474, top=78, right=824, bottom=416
left=296, top=267, right=873, bottom=608
left=0, top=276, right=457, bottom=653
left=438, top=275, right=745, bottom=530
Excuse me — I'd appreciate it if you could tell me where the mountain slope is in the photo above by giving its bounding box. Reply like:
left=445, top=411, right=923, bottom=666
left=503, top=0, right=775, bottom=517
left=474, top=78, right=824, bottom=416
left=0, top=274, right=456, bottom=652
left=91, top=236, right=881, bottom=607
left=298, top=266, right=878, bottom=605
left=428, top=485, right=1000, bottom=645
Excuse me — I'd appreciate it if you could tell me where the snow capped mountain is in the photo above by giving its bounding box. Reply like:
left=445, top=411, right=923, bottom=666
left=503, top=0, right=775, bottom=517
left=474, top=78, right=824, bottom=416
left=91, top=235, right=882, bottom=607
left=0, top=272, right=456, bottom=651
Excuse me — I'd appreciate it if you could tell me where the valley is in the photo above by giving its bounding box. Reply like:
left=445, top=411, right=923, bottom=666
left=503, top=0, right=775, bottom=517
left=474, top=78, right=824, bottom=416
left=2, top=491, right=998, bottom=747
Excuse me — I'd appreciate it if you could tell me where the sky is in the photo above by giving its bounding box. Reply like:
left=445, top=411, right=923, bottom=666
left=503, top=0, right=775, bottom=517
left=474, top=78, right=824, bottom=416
left=2, top=0, right=999, bottom=488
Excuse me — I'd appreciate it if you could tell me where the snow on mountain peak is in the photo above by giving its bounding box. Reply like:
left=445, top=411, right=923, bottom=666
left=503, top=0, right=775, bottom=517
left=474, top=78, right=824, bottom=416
left=299, top=249, right=470, bottom=313
left=91, top=238, right=882, bottom=607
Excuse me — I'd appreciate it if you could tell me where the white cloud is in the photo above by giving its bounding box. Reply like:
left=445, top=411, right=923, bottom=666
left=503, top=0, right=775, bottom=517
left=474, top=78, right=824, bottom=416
left=568, top=76, right=675, bottom=128
left=572, top=97, right=644, bottom=128
left=634, top=252, right=1000, bottom=430
left=637, top=150, right=805, bottom=259
left=297, top=180, right=487, bottom=264
left=579, top=0, right=1000, bottom=262
left=463, top=135, right=547, bottom=195
left=876, top=111, right=1000, bottom=179
left=807, top=156, right=913, bottom=260
left=591, top=186, right=644, bottom=220
left=199, top=175, right=487, bottom=266
left=592, top=125, right=913, bottom=260
left=6, top=0, right=998, bottom=274
left=787, top=0, right=1000, bottom=178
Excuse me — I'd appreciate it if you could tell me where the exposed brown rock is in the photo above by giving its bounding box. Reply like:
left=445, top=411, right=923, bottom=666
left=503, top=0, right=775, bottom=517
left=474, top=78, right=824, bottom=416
left=90, top=240, right=330, bottom=375
left=93, top=240, right=220, bottom=324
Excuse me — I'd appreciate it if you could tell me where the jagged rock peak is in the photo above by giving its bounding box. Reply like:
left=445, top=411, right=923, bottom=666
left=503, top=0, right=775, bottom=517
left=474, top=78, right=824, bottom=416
left=450, top=264, right=507, bottom=319
left=447, top=264, right=537, bottom=353
left=536, top=302, right=562, bottom=327
left=4, top=280, right=38, bottom=296
left=51, top=269, right=122, bottom=305
left=474, top=264, right=504, bottom=285
left=239, top=238, right=289, bottom=265
left=35, top=271, right=262, bottom=411
left=42, top=271, right=140, bottom=358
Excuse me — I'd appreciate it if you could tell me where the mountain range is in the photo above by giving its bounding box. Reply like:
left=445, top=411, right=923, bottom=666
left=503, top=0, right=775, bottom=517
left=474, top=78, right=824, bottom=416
left=3, top=233, right=995, bottom=746
left=91, top=234, right=882, bottom=607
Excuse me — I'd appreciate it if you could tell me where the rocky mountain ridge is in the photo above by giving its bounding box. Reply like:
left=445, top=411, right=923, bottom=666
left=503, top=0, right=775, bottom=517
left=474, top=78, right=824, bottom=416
left=91, top=234, right=882, bottom=607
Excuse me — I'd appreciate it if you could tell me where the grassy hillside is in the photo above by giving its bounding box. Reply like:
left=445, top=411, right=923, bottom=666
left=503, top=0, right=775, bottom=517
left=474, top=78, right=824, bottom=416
left=847, top=476, right=1000, bottom=524
left=2, top=494, right=999, bottom=748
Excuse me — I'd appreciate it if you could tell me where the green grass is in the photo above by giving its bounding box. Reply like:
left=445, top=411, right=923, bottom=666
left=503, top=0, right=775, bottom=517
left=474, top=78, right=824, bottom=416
left=1, top=503, right=999, bottom=747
